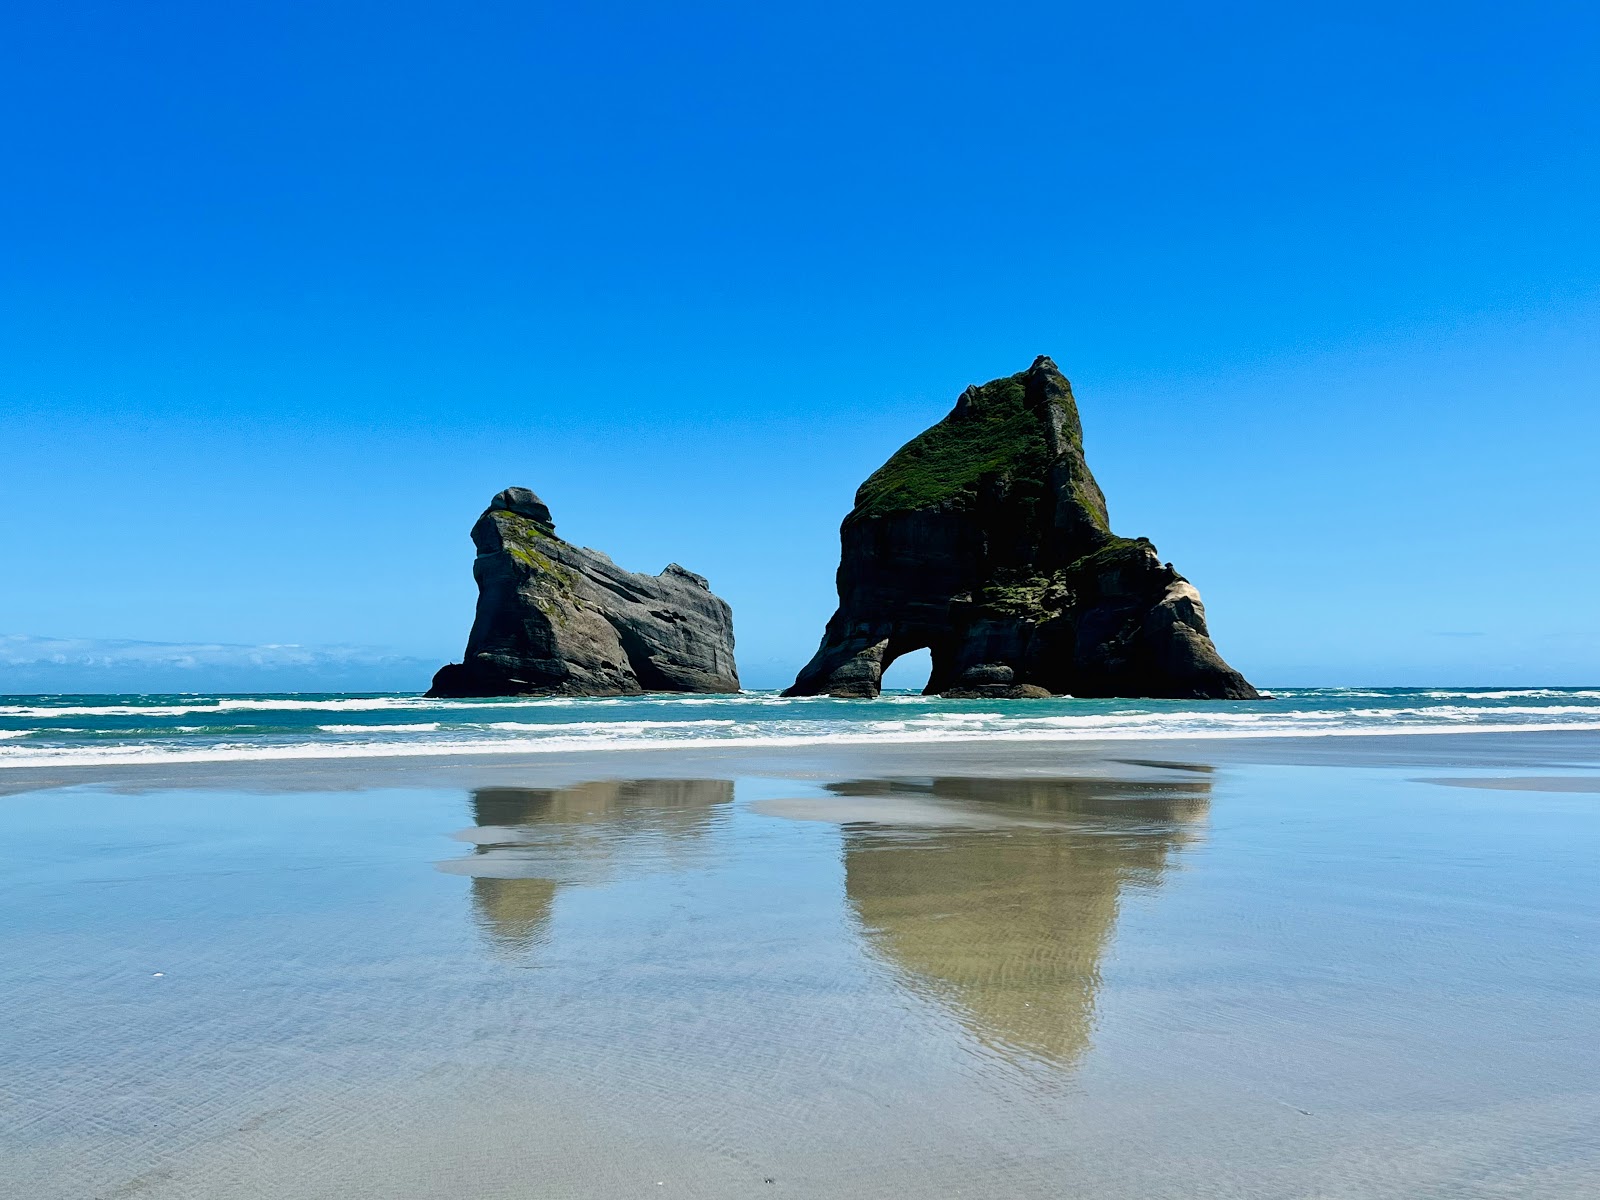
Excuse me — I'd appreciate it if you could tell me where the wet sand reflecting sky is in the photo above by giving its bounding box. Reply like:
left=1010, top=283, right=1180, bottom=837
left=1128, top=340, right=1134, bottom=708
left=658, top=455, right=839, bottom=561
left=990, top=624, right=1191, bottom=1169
left=4, top=757, right=1599, bottom=1198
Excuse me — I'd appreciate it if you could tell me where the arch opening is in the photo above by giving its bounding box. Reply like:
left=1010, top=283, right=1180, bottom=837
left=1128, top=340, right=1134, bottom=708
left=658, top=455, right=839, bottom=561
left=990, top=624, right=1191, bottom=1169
left=879, top=646, right=933, bottom=694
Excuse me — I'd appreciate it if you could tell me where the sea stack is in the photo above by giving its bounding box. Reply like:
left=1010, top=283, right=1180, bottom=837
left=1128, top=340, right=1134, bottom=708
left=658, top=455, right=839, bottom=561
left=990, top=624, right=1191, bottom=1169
left=785, top=357, right=1258, bottom=700
left=428, top=488, right=740, bottom=698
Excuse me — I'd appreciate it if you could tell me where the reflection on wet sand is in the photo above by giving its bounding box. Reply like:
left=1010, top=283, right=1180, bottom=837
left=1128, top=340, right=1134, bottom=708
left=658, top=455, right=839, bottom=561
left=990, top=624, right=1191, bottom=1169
left=466, top=876, right=561, bottom=958
left=836, top=775, right=1211, bottom=1067
left=438, top=779, right=734, bottom=960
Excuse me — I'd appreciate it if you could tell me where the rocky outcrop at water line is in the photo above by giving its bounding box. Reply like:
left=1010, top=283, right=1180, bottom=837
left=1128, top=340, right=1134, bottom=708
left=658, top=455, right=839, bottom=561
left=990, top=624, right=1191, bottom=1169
left=428, top=488, right=739, bottom=698
left=785, top=357, right=1258, bottom=700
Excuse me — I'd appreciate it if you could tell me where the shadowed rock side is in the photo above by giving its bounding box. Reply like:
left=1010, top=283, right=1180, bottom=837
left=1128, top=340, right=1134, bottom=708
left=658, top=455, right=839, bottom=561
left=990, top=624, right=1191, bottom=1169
left=429, top=488, right=739, bottom=698
left=785, top=357, right=1258, bottom=699
left=437, top=779, right=735, bottom=961
left=838, top=774, right=1211, bottom=1066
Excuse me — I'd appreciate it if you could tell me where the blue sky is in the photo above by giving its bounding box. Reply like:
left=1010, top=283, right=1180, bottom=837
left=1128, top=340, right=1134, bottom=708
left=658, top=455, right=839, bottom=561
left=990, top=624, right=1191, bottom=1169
left=2, top=1, right=1597, bottom=691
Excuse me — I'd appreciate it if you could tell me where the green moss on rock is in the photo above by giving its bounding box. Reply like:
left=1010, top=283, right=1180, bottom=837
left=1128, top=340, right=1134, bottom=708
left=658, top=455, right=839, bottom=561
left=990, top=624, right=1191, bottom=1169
left=976, top=569, right=1079, bottom=619
left=1061, top=536, right=1146, bottom=580
left=1071, top=477, right=1111, bottom=533
left=492, top=511, right=578, bottom=593
left=852, top=371, right=1052, bottom=519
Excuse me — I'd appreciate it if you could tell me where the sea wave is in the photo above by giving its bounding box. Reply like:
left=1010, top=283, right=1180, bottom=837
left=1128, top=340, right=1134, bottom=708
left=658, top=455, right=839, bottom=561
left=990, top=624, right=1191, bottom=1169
left=0, top=697, right=450, bottom=719
left=1263, top=688, right=1600, bottom=701
left=3, top=688, right=1598, bottom=770
left=1, top=718, right=1598, bottom=769
left=1416, top=689, right=1600, bottom=701
left=484, top=719, right=740, bottom=732
left=7, top=687, right=1597, bottom=722
left=318, top=722, right=444, bottom=734
left=0, top=694, right=753, bottom=719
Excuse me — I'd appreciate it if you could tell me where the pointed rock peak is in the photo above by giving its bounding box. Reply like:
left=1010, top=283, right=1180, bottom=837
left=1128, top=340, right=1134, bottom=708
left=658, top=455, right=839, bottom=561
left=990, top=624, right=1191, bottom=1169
left=490, top=487, right=555, bottom=533
left=1023, top=354, right=1079, bottom=426
left=956, top=357, right=1072, bottom=418
left=664, top=563, right=711, bottom=590
left=854, top=359, right=1074, bottom=519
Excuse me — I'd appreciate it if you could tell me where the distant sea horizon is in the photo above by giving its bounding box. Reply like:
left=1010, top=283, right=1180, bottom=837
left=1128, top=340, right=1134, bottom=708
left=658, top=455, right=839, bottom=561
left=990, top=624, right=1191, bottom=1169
left=3, top=686, right=1598, bottom=770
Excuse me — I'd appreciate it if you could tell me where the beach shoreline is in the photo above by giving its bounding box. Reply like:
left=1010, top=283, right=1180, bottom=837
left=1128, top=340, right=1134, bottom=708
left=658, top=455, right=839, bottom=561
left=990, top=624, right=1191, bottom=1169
left=4, top=725, right=1598, bottom=796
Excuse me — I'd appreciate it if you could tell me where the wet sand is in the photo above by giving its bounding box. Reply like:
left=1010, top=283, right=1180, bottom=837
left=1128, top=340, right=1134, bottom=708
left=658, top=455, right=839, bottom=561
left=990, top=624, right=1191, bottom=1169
left=1421, top=775, right=1600, bottom=792
left=3, top=729, right=1598, bottom=1198
left=3, top=726, right=1599, bottom=797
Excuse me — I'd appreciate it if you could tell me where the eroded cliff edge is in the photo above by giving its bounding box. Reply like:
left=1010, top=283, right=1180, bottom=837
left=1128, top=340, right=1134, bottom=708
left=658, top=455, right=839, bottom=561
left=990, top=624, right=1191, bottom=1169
left=429, top=488, right=739, bottom=698
left=784, top=357, right=1258, bottom=700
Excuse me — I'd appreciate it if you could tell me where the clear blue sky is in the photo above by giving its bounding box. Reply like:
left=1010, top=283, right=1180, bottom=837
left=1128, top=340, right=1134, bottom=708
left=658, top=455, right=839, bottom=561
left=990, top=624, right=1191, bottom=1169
left=2, top=1, right=1597, bottom=691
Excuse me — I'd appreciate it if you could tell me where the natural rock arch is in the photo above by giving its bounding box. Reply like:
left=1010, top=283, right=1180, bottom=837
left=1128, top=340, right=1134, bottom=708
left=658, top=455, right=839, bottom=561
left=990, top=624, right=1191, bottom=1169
left=786, top=357, right=1258, bottom=700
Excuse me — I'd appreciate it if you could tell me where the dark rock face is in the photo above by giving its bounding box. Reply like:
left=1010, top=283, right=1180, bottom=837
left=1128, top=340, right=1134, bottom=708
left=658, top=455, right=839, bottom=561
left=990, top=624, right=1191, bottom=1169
left=429, top=489, right=740, bottom=698
left=785, top=357, right=1258, bottom=700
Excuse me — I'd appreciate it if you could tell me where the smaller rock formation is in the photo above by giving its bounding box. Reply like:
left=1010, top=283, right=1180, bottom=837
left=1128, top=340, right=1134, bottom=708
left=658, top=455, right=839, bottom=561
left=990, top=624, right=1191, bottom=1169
left=428, top=488, right=739, bottom=698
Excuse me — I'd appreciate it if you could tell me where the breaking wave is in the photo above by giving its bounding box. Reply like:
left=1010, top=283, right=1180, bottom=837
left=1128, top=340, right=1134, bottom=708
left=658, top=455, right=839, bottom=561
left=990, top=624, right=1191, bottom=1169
left=1, top=687, right=1597, bottom=769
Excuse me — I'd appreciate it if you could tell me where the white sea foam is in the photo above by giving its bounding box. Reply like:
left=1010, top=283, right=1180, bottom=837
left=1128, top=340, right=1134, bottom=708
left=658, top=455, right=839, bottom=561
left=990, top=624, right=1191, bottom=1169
left=318, top=723, right=444, bottom=734
left=485, top=719, right=739, bottom=733
left=0, top=693, right=753, bottom=719
left=1417, top=689, right=1600, bottom=701
left=7, top=687, right=1594, bottom=722
left=4, top=688, right=1599, bottom=770
left=0, top=697, right=447, bottom=719
left=2, top=714, right=1599, bottom=768
left=0, top=723, right=1583, bottom=768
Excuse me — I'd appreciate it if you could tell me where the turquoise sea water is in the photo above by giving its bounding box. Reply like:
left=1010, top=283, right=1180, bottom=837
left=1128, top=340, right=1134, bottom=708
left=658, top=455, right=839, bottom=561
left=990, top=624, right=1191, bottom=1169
left=2, top=686, right=1599, bottom=768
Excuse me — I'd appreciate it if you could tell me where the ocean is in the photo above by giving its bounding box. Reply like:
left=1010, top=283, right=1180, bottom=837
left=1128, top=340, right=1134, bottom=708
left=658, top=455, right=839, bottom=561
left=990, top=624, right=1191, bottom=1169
left=3, top=686, right=1598, bottom=768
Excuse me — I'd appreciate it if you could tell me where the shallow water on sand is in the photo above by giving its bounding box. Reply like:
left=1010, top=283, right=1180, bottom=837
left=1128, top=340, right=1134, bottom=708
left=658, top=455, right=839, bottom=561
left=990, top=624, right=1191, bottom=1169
left=3, top=761, right=1599, bottom=1198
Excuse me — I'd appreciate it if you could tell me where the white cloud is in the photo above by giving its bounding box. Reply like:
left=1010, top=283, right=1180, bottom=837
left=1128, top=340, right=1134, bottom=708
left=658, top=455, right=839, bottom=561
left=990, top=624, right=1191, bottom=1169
left=0, top=635, right=438, bottom=693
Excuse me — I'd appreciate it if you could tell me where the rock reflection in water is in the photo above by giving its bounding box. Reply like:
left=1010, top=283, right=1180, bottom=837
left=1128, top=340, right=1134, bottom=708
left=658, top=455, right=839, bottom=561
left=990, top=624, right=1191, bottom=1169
left=438, top=779, right=734, bottom=961
left=837, top=775, right=1211, bottom=1067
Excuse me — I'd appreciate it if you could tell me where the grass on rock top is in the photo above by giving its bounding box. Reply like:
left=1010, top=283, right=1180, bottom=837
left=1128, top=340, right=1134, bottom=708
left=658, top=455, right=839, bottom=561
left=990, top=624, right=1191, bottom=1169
left=488, top=511, right=578, bottom=590
left=852, top=371, right=1053, bottom=519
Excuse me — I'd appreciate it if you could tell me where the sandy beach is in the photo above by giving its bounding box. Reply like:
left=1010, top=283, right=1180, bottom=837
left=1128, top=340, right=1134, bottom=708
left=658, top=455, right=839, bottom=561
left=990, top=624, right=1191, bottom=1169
left=4, top=723, right=1599, bottom=796
left=3, top=727, right=1598, bottom=1199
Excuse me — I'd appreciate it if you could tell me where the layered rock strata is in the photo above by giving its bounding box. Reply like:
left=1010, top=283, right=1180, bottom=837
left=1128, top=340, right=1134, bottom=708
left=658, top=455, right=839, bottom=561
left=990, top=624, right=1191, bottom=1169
left=429, top=488, right=739, bottom=698
left=785, top=357, right=1258, bottom=700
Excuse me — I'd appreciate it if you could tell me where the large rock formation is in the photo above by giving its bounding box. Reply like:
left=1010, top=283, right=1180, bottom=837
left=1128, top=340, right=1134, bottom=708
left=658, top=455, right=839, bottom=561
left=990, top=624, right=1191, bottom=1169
left=785, top=357, right=1258, bottom=700
left=428, top=488, right=739, bottom=698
